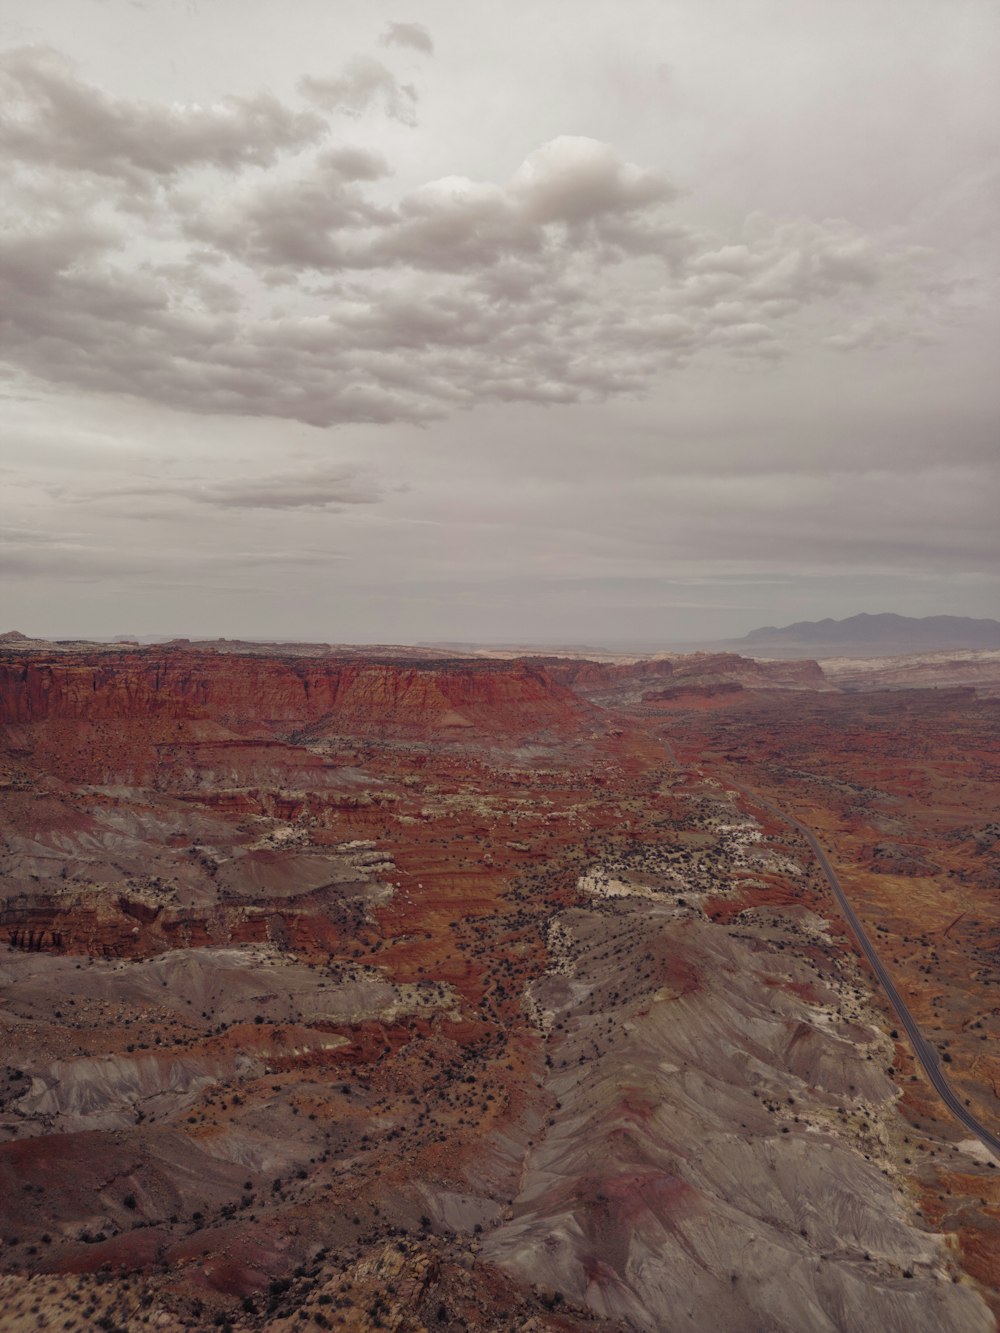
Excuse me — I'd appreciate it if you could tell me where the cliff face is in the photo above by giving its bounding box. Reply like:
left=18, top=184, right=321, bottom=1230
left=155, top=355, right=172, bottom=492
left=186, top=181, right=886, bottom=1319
left=543, top=652, right=829, bottom=704
left=0, top=649, right=828, bottom=733
left=543, top=657, right=676, bottom=690
left=0, top=652, right=584, bottom=737
left=668, top=652, right=829, bottom=689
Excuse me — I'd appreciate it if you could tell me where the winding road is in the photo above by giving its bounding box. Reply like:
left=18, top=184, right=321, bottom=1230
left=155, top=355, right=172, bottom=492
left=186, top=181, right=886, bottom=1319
left=656, top=730, right=1000, bottom=1161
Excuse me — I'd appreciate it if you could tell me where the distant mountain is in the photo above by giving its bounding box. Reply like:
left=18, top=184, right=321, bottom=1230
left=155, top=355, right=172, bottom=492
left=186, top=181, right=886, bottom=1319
left=734, top=613, right=1000, bottom=658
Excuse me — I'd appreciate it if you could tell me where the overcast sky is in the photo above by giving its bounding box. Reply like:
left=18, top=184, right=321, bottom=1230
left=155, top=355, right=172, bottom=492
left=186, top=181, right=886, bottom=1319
left=1, top=0, right=997, bottom=644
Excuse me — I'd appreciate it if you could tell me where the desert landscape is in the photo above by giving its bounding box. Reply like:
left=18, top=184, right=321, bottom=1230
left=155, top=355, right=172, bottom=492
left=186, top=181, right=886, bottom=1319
left=1, top=4, right=996, bottom=1327
left=0, top=635, right=997, bottom=1330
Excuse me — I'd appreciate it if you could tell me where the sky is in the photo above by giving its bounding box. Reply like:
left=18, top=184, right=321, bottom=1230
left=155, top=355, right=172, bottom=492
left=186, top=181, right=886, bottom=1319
left=1, top=0, right=998, bottom=645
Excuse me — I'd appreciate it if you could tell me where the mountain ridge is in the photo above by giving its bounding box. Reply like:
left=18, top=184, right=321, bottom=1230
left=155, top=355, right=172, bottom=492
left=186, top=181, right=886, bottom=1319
left=726, top=612, right=1000, bottom=657
left=743, top=612, right=1000, bottom=644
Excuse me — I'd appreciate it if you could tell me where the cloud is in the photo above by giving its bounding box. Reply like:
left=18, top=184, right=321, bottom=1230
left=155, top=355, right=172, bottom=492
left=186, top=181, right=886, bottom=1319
left=181, top=153, right=391, bottom=271
left=299, top=57, right=418, bottom=125
left=0, top=525, right=74, bottom=547
left=380, top=22, right=434, bottom=56
left=824, top=313, right=933, bottom=351
left=189, top=467, right=384, bottom=510
left=689, top=246, right=753, bottom=275
left=0, top=5, right=991, bottom=644
left=0, top=46, right=325, bottom=185
left=318, top=144, right=391, bottom=181
left=0, top=530, right=350, bottom=583
left=742, top=220, right=882, bottom=302
left=366, top=176, right=537, bottom=270
left=0, top=46, right=951, bottom=429
left=510, top=136, right=676, bottom=224
left=69, top=465, right=385, bottom=511
left=0, top=527, right=121, bottom=580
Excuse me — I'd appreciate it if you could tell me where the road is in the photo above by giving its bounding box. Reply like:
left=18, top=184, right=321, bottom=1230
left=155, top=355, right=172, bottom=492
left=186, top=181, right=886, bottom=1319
left=654, top=735, right=1000, bottom=1161
left=729, top=777, right=1000, bottom=1162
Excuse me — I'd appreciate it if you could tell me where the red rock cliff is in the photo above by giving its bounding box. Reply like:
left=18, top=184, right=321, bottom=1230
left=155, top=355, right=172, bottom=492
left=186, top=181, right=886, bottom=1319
left=0, top=651, right=585, bottom=738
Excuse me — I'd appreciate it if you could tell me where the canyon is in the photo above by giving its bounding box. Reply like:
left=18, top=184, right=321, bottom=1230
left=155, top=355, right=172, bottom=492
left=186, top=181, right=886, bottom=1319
left=0, top=641, right=998, bottom=1331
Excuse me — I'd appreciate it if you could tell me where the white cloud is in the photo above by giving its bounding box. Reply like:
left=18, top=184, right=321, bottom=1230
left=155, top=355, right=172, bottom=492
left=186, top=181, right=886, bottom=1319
left=510, top=136, right=676, bottom=224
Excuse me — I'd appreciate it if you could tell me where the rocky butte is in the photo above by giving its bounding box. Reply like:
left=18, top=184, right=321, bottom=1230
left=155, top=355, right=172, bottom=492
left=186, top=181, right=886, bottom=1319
left=0, top=638, right=998, bottom=1331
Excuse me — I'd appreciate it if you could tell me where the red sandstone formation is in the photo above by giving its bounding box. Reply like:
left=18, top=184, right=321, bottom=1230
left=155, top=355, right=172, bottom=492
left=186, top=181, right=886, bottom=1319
left=1, top=641, right=998, bottom=1331
left=667, top=651, right=829, bottom=689
left=0, top=651, right=585, bottom=736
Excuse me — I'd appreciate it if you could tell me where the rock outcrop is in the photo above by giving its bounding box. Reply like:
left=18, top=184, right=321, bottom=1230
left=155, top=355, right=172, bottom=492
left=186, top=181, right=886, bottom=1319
left=0, top=651, right=585, bottom=738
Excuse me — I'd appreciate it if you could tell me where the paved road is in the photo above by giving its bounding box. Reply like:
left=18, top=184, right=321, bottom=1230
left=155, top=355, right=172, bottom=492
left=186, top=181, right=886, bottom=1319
left=729, top=777, right=1000, bottom=1162
left=654, top=736, right=1000, bottom=1161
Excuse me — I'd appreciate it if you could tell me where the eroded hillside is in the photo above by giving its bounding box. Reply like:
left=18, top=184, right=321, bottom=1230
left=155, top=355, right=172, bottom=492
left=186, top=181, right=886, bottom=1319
left=0, top=645, right=997, bottom=1331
